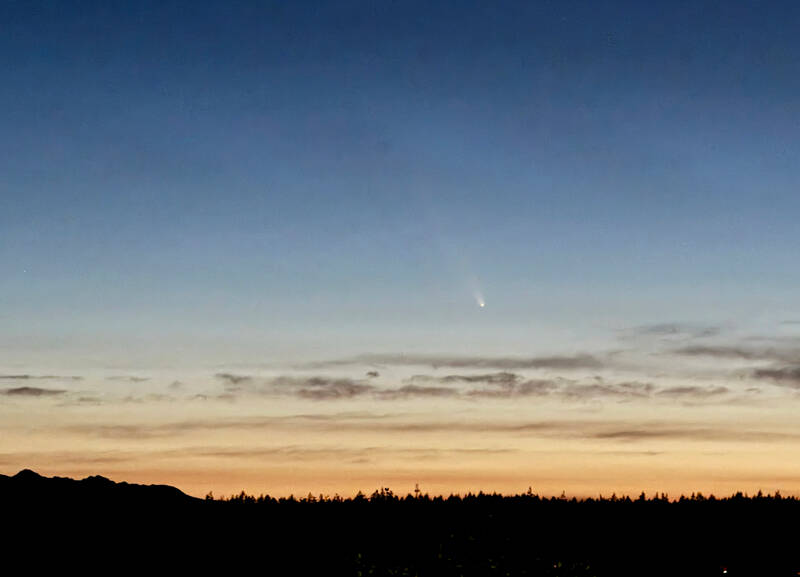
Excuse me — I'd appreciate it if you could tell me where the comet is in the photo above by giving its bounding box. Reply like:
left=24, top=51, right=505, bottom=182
left=473, top=289, right=485, bottom=309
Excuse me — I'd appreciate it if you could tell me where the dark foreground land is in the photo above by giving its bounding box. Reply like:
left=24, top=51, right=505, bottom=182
left=2, top=470, right=797, bottom=576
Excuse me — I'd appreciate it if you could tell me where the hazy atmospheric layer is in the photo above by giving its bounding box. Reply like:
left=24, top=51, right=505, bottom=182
left=4, top=321, right=800, bottom=497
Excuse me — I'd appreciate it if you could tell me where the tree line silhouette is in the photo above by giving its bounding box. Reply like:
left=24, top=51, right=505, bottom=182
left=210, top=484, right=795, bottom=506
left=3, top=470, right=798, bottom=576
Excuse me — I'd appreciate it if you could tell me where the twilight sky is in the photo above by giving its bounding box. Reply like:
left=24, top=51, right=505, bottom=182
left=2, top=1, right=800, bottom=497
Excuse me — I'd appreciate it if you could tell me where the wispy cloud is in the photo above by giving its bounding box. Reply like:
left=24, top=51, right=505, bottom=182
left=61, top=414, right=800, bottom=445
left=377, top=385, right=460, bottom=400
left=297, top=382, right=374, bottom=400
left=0, top=451, right=131, bottom=467
left=672, top=345, right=781, bottom=361
left=310, top=353, right=605, bottom=370
left=590, top=427, right=795, bottom=442
left=62, top=412, right=395, bottom=439
left=438, top=372, right=520, bottom=385
left=0, top=374, right=82, bottom=381
left=176, top=445, right=517, bottom=462
left=0, top=444, right=519, bottom=469
left=752, top=366, right=800, bottom=387
left=465, top=379, right=559, bottom=399
left=106, top=376, right=150, bottom=383
left=624, top=323, right=721, bottom=339
left=122, top=393, right=176, bottom=403
left=215, top=373, right=253, bottom=387
left=203, top=371, right=742, bottom=405
left=2, top=386, right=67, bottom=397
left=268, top=376, right=374, bottom=400
left=656, top=386, right=729, bottom=398
left=58, top=395, right=105, bottom=406
left=560, top=381, right=655, bottom=401
left=215, top=374, right=378, bottom=399
left=460, top=378, right=664, bottom=402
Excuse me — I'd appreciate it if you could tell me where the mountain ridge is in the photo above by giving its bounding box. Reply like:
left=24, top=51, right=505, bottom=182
left=0, top=468, right=199, bottom=504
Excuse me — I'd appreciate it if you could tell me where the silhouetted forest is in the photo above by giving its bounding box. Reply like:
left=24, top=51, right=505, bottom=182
left=2, top=470, right=798, bottom=576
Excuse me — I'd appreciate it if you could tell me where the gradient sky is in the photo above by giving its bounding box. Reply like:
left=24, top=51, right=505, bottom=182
left=3, top=1, right=800, bottom=497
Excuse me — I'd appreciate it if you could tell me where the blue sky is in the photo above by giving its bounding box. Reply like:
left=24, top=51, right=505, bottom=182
left=3, top=1, right=800, bottom=367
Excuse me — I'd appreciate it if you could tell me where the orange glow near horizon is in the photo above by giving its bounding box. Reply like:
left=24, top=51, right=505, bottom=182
left=5, top=374, right=800, bottom=500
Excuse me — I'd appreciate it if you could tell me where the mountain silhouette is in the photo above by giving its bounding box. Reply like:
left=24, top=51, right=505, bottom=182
left=0, top=468, right=198, bottom=505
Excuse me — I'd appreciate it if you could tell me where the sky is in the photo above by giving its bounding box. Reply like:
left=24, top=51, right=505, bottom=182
left=2, top=0, right=800, bottom=497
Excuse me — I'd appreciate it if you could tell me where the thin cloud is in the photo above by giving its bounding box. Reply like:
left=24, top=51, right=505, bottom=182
left=0, top=374, right=82, bottom=381
left=106, top=376, right=150, bottom=383
left=315, top=353, right=605, bottom=370
left=439, top=372, right=520, bottom=385
left=466, top=379, right=559, bottom=399
left=341, top=420, right=800, bottom=443
left=64, top=423, right=160, bottom=439
left=206, top=371, right=742, bottom=405
left=61, top=396, right=105, bottom=406
left=752, top=366, right=800, bottom=387
left=60, top=413, right=800, bottom=445
left=190, top=393, right=237, bottom=402
left=463, top=380, right=734, bottom=403
left=0, top=451, right=131, bottom=467
left=214, top=373, right=253, bottom=386
left=180, top=445, right=374, bottom=461
left=671, top=344, right=800, bottom=367
left=559, top=382, right=655, bottom=401
left=656, top=386, right=729, bottom=398
left=672, top=345, right=775, bottom=361
left=206, top=374, right=384, bottom=401
left=122, top=393, right=176, bottom=403
left=591, top=427, right=795, bottom=442
left=626, top=323, right=721, bottom=339
left=177, top=445, right=517, bottom=462
left=389, top=377, right=660, bottom=401
left=270, top=376, right=375, bottom=400
left=377, top=385, right=460, bottom=400
left=273, top=376, right=364, bottom=388
left=62, top=412, right=396, bottom=439
left=462, top=378, right=655, bottom=401
left=297, top=382, right=374, bottom=400
left=2, top=386, right=67, bottom=397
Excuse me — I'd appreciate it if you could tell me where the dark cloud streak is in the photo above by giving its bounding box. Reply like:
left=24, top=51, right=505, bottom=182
left=656, top=386, right=729, bottom=398
left=626, top=323, right=721, bottom=339
left=206, top=372, right=737, bottom=404
left=106, top=376, right=150, bottom=383
left=377, top=385, right=460, bottom=400
left=466, top=379, right=558, bottom=399
left=0, top=374, right=82, bottom=381
left=2, top=386, right=67, bottom=397
left=61, top=414, right=800, bottom=445
left=308, top=353, right=604, bottom=370
left=215, top=373, right=253, bottom=386
left=672, top=346, right=775, bottom=361
left=752, top=366, right=800, bottom=387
